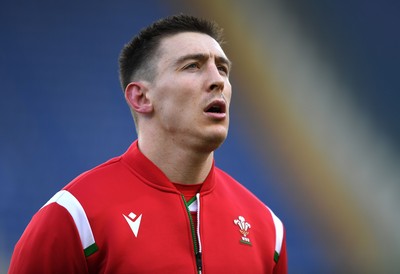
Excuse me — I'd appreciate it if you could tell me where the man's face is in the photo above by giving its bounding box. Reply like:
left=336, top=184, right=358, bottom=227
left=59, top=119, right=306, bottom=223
left=147, top=32, right=232, bottom=152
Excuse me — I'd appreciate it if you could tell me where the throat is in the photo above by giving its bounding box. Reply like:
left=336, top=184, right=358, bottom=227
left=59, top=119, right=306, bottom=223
left=138, top=136, right=214, bottom=185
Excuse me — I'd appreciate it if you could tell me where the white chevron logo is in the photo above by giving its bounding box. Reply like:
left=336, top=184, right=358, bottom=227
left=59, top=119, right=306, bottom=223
left=123, top=212, right=142, bottom=238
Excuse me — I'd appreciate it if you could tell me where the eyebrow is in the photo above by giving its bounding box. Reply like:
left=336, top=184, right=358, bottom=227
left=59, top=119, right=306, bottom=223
left=174, top=53, right=232, bottom=70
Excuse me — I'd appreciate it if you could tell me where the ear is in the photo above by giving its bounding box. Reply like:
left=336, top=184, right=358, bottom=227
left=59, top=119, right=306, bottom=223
left=124, top=82, right=153, bottom=114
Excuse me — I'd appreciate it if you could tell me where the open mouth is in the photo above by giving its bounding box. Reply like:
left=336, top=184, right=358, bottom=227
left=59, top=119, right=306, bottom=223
left=204, top=100, right=226, bottom=114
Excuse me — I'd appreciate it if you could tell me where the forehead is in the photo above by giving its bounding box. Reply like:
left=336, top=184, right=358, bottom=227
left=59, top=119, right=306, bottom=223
left=158, top=32, right=228, bottom=63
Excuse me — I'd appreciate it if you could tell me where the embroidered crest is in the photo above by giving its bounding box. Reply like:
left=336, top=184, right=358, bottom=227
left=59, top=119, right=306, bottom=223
left=234, top=216, right=252, bottom=246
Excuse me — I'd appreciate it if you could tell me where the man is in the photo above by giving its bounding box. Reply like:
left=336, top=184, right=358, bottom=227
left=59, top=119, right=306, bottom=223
left=9, top=15, right=288, bottom=273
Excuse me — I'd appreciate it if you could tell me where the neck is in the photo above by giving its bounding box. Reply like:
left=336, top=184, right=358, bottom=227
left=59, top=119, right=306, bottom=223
left=137, top=135, right=214, bottom=185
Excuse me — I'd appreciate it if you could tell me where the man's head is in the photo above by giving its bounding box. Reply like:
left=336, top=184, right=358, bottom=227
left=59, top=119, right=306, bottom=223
left=119, top=14, right=224, bottom=90
left=119, top=15, right=232, bottom=152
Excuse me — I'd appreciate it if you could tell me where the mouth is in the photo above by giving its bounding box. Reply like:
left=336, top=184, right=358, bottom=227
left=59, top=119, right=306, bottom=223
left=204, top=99, right=227, bottom=120
left=204, top=99, right=226, bottom=114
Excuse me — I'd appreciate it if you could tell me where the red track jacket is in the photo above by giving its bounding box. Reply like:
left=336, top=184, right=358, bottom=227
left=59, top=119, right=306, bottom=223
left=10, top=141, right=288, bottom=273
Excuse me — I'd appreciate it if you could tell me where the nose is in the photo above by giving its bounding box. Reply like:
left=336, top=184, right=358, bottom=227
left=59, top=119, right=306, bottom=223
left=209, top=76, right=225, bottom=92
left=209, top=81, right=224, bottom=92
left=207, top=64, right=225, bottom=92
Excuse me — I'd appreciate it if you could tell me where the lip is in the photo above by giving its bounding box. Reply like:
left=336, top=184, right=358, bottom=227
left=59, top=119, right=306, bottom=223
left=203, top=98, right=227, bottom=120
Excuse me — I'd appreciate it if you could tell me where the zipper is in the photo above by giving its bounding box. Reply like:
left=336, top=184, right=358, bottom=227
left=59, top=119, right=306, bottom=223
left=181, top=193, right=203, bottom=274
left=196, top=193, right=202, bottom=274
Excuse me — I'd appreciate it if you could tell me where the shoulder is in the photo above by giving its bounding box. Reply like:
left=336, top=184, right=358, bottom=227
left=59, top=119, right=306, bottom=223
left=60, top=154, right=140, bottom=203
left=65, top=155, right=124, bottom=190
left=213, top=167, right=265, bottom=206
left=41, top=190, right=99, bottom=256
left=9, top=202, right=89, bottom=273
left=41, top=155, right=135, bottom=228
left=213, top=166, right=281, bottom=224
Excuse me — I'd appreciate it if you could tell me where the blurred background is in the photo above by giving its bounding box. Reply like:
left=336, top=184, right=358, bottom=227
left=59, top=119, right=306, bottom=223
left=1, top=0, right=399, bottom=273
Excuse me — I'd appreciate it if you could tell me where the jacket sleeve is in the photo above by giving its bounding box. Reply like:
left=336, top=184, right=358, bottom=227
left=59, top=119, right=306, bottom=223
left=273, top=230, right=288, bottom=274
left=9, top=203, right=88, bottom=273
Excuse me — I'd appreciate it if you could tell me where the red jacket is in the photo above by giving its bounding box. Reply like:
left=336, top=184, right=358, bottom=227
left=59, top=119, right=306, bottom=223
left=10, top=141, right=287, bottom=273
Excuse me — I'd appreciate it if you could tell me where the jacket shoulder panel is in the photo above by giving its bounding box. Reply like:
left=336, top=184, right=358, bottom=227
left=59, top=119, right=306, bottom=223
left=43, top=190, right=98, bottom=256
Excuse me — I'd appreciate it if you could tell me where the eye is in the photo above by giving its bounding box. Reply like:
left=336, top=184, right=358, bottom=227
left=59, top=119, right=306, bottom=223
left=217, top=65, right=229, bottom=76
left=184, top=62, right=200, bottom=70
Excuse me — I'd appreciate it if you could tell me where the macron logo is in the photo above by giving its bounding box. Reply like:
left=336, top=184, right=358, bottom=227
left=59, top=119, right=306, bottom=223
left=123, top=212, right=142, bottom=238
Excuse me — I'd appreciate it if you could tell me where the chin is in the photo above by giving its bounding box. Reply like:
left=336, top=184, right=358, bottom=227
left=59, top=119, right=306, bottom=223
left=201, top=131, right=228, bottom=152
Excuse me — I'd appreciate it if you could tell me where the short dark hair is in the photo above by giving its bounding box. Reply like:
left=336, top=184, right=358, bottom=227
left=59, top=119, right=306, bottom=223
left=119, top=14, right=225, bottom=91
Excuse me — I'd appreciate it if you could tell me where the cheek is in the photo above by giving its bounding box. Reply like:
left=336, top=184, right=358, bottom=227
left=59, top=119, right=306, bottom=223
left=156, top=89, right=197, bottom=119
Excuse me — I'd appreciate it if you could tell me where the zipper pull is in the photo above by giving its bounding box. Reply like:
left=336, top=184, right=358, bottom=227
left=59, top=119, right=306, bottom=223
left=196, top=252, right=202, bottom=273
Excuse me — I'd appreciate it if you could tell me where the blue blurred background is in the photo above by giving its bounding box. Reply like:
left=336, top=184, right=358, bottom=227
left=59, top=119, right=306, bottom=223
left=1, top=0, right=399, bottom=273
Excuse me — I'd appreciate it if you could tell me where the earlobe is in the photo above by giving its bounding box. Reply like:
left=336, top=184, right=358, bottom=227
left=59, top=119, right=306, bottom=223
left=125, top=82, right=153, bottom=114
